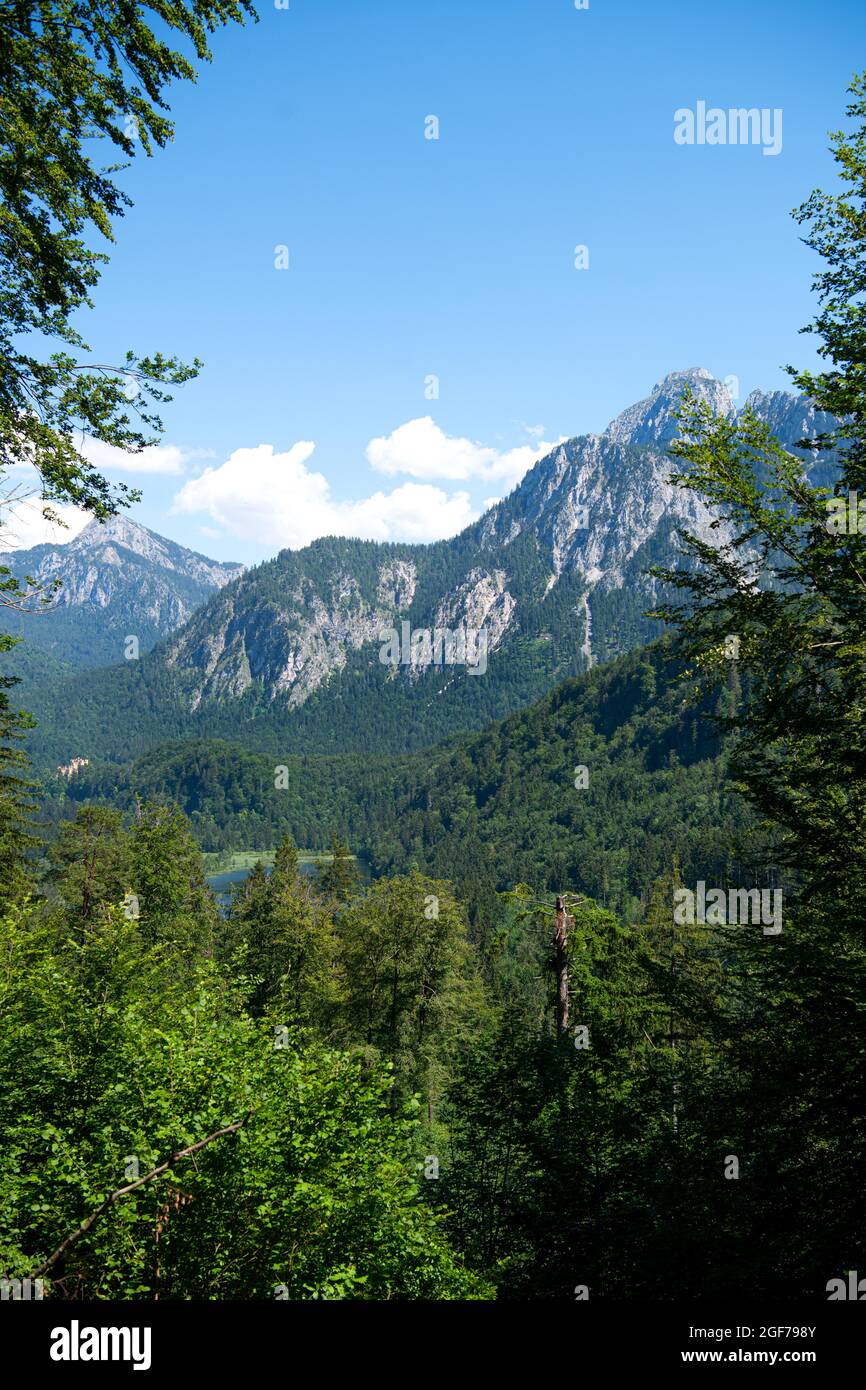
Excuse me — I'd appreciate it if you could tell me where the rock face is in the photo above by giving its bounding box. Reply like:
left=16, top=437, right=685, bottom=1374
left=604, top=368, right=737, bottom=448
left=743, top=388, right=838, bottom=444
left=157, top=369, right=838, bottom=712
left=1, top=515, right=243, bottom=668
left=479, top=430, right=733, bottom=591
left=19, top=369, right=843, bottom=765
left=168, top=560, right=420, bottom=710
left=742, top=389, right=841, bottom=487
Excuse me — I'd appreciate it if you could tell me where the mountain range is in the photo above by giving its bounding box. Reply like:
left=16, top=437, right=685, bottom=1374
left=0, top=514, right=243, bottom=669
left=8, top=368, right=839, bottom=770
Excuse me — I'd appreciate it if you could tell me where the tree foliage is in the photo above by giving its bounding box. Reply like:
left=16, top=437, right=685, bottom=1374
left=0, top=0, right=255, bottom=597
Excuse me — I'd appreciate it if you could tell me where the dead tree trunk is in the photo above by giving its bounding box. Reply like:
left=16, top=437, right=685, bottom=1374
left=554, top=895, right=570, bottom=1034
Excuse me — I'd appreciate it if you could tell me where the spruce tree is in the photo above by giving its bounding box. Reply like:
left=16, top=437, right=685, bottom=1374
left=316, top=833, right=360, bottom=904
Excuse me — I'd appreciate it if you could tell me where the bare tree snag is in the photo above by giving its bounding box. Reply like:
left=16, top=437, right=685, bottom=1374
left=554, top=895, right=570, bottom=1034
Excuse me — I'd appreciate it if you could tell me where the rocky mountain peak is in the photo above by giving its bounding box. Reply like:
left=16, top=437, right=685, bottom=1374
left=66, top=515, right=243, bottom=585
left=604, top=368, right=737, bottom=449
left=742, top=388, right=839, bottom=441
left=1, top=514, right=245, bottom=668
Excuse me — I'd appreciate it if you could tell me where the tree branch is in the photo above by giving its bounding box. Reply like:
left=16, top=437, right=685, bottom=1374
left=29, top=1112, right=254, bottom=1280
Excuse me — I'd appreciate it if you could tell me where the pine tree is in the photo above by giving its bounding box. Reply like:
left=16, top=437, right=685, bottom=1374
left=222, top=837, right=341, bottom=1028
left=128, top=801, right=217, bottom=956
left=267, top=834, right=342, bottom=1031
left=337, top=871, right=485, bottom=1117
left=316, top=832, right=360, bottom=904
left=271, top=833, right=299, bottom=889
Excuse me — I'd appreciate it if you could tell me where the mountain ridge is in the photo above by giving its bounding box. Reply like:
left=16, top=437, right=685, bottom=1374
left=13, top=369, right=839, bottom=767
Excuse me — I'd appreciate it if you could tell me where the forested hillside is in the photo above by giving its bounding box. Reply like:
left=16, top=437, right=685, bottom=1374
left=42, top=639, right=753, bottom=931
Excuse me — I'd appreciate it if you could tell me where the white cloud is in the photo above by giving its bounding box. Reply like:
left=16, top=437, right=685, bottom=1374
left=80, top=439, right=210, bottom=475
left=3, top=419, right=555, bottom=555
left=0, top=499, right=90, bottom=552
left=336, top=482, right=476, bottom=543
left=366, top=416, right=556, bottom=492
left=172, top=442, right=478, bottom=549
left=0, top=437, right=208, bottom=551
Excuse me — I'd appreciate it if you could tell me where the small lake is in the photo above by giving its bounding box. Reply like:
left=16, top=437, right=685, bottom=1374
left=206, top=861, right=319, bottom=902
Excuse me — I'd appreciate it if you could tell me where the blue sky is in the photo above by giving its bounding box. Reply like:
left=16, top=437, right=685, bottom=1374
left=15, top=0, right=866, bottom=562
